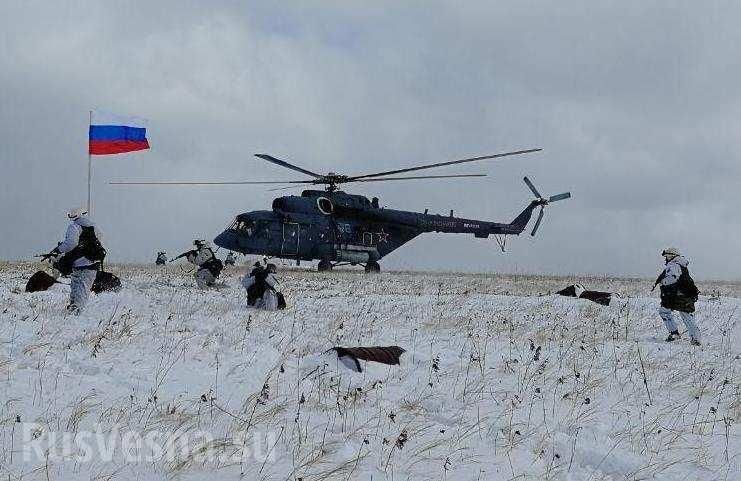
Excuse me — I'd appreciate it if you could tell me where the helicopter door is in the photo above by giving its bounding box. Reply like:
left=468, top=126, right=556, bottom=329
left=281, top=222, right=300, bottom=256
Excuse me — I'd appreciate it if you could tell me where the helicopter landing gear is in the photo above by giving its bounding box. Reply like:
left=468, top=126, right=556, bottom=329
left=364, top=261, right=381, bottom=273
left=317, top=260, right=333, bottom=272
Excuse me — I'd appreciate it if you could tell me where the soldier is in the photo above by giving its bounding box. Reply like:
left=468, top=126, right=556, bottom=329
left=172, top=240, right=223, bottom=288
left=51, top=208, right=106, bottom=314
left=224, top=251, right=237, bottom=267
left=653, top=247, right=701, bottom=345
left=156, top=251, right=168, bottom=265
left=242, top=262, right=284, bottom=310
left=249, top=261, right=264, bottom=277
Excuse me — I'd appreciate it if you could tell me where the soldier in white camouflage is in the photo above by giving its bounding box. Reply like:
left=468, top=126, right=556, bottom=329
left=654, top=248, right=700, bottom=345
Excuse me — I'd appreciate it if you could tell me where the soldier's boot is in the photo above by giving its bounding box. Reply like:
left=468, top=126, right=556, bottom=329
left=665, top=330, right=680, bottom=342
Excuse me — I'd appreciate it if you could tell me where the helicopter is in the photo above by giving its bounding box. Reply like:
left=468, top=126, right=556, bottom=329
left=112, top=148, right=570, bottom=272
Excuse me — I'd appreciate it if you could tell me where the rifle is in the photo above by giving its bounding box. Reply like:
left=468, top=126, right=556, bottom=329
left=651, top=271, right=666, bottom=292
left=170, top=249, right=197, bottom=263
left=35, top=245, right=61, bottom=263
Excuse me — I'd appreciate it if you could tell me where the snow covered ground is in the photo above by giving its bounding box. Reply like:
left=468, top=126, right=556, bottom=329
left=0, top=262, right=739, bottom=481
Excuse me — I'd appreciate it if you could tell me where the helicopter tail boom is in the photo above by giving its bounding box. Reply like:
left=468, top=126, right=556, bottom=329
left=506, top=200, right=542, bottom=235
left=380, top=176, right=570, bottom=238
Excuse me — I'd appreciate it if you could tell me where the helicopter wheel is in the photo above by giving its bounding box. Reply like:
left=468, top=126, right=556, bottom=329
left=364, top=261, right=381, bottom=273
left=317, top=260, right=333, bottom=272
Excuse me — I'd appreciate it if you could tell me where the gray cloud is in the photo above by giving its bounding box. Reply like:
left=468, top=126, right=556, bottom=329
left=1, top=1, right=739, bottom=280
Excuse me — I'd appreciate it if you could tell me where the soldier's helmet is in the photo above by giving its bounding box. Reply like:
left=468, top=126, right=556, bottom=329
left=67, top=207, right=88, bottom=220
left=661, top=247, right=680, bottom=258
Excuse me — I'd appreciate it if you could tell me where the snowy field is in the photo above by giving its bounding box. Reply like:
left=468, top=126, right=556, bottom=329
left=0, top=262, right=739, bottom=481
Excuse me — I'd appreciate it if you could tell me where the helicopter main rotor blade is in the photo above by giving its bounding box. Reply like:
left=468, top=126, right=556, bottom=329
left=347, top=148, right=541, bottom=181
left=255, top=154, right=322, bottom=178
left=353, top=174, right=487, bottom=182
left=268, top=184, right=314, bottom=191
left=265, top=174, right=488, bottom=190
left=109, top=180, right=313, bottom=185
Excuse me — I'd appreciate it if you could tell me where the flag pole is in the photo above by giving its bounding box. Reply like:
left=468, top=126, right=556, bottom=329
left=87, top=110, right=92, bottom=214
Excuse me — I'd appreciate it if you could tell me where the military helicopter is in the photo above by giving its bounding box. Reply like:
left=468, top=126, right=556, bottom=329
left=112, top=149, right=570, bottom=272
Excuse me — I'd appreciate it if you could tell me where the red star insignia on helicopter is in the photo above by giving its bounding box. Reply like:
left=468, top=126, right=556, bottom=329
left=376, top=229, right=389, bottom=243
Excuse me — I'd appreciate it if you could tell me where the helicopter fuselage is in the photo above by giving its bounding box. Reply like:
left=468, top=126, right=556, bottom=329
left=213, top=189, right=540, bottom=267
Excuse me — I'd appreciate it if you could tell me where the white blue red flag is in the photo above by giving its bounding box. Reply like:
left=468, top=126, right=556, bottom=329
left=88, top=110, right=150, bottom=155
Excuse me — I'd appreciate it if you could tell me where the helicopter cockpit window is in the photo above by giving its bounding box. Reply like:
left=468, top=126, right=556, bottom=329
left=234, top=220, right=255, bottom=236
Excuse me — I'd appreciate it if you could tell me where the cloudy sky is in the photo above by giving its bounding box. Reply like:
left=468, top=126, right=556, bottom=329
left=1, top=1, right=739, bottom=279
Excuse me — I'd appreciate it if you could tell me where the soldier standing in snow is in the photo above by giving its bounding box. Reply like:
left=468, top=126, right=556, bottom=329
left=50, top=208, right=106, bottom=314
left=653, top=247, right=701, bottom=345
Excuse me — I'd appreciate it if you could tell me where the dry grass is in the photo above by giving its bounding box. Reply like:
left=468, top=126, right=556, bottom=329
left=0, top=262, right=738, bottom=481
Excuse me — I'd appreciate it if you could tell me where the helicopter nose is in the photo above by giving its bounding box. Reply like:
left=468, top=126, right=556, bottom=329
left=214, top=230, right=239, bottom=251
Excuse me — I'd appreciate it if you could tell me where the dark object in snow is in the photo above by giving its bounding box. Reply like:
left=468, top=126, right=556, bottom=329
left=25, top=271, right=60, bottom=292
left=330, top=346, right=406, bottom=372
left=92, top=271, right=121, bottom=293
left=556, top=284, right=612, bottom=306
left=578, top=291, right=612, bottom=306
left=26, top=269, right=120, bottom=294
left=556, top=284, right=581, bottom=297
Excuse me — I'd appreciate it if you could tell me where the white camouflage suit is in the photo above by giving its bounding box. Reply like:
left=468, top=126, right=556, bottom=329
left=658, top=255, right=700, bottom=342
left=188, top=246, right=217, bottom=288
left=241, top=271, right=280, bottom=310
left=57, top=216, right=101, bottom=312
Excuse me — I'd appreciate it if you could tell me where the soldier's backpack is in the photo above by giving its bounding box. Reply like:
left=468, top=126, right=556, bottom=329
left=203, top=257, right=224, bottom=277
left=78, top=226, right=106, bottom=262
left=677, top=266, right=699, bottom=301
left=54, top=226, right=106, bottom=275
left=247, top=270, right=269, bottom=305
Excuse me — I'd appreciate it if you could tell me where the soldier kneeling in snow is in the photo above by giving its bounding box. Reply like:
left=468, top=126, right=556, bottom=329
left=155, top=251, right=167, bottom=265
left=224, top=251, right=237, bottom=267
left=173, top=240, right=223, bottom=288
left=653, top=247, right=701, bottom=345
left=242, top=262, right=285, bottom=310
left=191, top=240, right=223, bottom=288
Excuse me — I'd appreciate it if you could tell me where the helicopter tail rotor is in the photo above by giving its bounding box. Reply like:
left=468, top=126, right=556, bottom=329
left=523, top=176, right=571, bottom=236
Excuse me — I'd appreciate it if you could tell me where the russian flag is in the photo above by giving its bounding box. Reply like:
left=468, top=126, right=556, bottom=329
left=89, top=110, right=150, bottom=155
